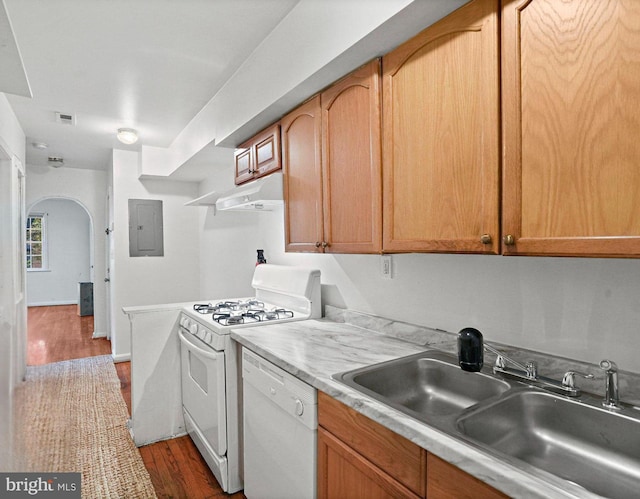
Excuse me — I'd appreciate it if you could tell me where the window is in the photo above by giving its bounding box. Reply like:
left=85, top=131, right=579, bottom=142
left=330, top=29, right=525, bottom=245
left=26, top=213, right=47, bottom=270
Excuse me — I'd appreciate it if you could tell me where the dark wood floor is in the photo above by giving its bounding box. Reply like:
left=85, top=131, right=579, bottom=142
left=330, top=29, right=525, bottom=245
left=27, top=304, right=111, bottom=365
left=27, top=305, right=243, bottom=498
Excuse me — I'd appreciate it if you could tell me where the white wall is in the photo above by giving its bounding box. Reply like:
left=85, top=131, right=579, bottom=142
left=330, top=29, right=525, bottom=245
left=111, top=150, right=200, bottom=360
left=0, top=92, right=26, bottom=470
left=197, top=164, right=640, bottom=375
left=0, top=94, right=26, bottom=160
left=257, top=207, right=640, bottom=374
left=197, top=168, right=263, bottom=299
left=140, top=0, right=468, bottom=176
left=26, top=198, right=90, bottom=306
left=25, top=166, right=107, bottom=336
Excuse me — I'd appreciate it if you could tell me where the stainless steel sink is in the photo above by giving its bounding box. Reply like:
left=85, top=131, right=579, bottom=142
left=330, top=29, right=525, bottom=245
left=334, top=348, right=640, bottom=497
left=456, top=391, right=640, bottom=499
left=333, top=350, right=509, bottom=421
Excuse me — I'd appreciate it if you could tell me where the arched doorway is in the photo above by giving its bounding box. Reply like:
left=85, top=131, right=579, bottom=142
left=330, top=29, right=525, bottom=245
left=26, top=197, right=94, bottom=306
left=25, top=197, right=111, bottom=365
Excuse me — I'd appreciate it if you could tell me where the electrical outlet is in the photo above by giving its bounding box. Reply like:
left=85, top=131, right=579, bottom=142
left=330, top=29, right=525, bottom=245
left=381, top=255, right=392, bottom=279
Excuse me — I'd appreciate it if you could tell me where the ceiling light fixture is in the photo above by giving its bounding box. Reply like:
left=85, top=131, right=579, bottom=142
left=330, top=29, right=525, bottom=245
left=117, top=128, right=138, bottom=145
left=32, top=142, right=48, bottom=150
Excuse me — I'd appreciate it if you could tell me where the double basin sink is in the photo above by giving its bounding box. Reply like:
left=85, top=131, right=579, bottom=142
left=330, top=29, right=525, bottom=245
left=333, top=350, right=640, bottom=499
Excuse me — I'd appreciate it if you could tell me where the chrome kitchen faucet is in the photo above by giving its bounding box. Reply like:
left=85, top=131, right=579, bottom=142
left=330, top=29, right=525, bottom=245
left=600, top=359, right=621, bottom=410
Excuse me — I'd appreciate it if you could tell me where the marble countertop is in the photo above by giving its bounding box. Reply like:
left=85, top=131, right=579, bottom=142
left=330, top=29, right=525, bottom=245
left=230, top=307, right=626, bottom=499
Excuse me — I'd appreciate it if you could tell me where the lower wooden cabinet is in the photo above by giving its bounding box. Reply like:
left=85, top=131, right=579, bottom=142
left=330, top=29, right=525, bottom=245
left=318, top=427, right=422, bottom=499
left=318, top=392, right=507, bottom=499
left=318, top=392, right=426, bottom=497
left=426, top=453, right=507, bottom=499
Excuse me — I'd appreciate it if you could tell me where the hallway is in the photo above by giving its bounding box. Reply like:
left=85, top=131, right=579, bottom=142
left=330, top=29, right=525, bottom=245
left=25, top=305, right=238, bottom=498
left=27, top=305, right=111, bottom=366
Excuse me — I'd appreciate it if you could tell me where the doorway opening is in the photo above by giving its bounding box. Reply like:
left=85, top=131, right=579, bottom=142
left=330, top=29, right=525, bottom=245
left=25, top=197, right=109, bottom=366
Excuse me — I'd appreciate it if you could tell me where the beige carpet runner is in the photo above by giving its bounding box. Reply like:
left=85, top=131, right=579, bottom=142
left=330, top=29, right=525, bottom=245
left=13, top=355, right=157, bottom=498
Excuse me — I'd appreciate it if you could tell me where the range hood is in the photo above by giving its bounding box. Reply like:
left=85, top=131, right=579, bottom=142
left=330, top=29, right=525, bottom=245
left=215, top=171, right=284, bottom=211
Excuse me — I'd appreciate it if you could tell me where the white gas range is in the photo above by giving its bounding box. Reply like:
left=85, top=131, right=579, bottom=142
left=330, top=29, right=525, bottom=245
left=178, top=264, right=321, bottom=493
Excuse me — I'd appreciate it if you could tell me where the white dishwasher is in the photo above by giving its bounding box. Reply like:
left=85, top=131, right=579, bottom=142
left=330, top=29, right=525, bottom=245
left=242, top=348, right=317, bottom=499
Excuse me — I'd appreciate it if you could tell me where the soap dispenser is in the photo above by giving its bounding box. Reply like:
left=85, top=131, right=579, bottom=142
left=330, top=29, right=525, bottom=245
left=458, top=327, right=483, bottom=372
left=256, top=249, right=267, bottom=266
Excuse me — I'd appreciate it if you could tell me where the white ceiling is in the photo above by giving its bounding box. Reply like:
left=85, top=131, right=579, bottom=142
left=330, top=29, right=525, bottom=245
left=3, top=0, right=299, bottom=175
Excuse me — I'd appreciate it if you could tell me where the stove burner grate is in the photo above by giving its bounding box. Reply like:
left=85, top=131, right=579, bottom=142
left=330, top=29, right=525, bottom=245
left=213, top=312, right=262, bottom=326
left=193, top=300, right=266, bottom=314
left=194, top=300, right=295, bottom=325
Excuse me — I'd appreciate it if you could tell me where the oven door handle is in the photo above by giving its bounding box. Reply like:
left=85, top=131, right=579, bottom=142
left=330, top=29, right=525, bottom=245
left=178, top=328, right=221, bottom=360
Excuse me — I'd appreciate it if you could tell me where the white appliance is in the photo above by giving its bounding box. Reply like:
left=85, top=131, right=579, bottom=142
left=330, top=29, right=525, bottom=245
left=242, top=348, right=317, bottom=499
left=178, top=264, right=321, bottom=493
left=215, top=171, right=284, bottom=211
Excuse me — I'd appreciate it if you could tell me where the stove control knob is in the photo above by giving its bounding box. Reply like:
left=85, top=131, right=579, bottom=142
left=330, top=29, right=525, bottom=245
left=295, top=398, right=304, bottom=416
left=204, top=331, right=212, bottom=343
left=189, top=324, right=198, bottom=336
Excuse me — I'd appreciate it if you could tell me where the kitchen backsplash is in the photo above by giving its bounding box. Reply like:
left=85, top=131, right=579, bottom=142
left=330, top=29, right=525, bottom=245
left=325, top=305, right=640, bottom=408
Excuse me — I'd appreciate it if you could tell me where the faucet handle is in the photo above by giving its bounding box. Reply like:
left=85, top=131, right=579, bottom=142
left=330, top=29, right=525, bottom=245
left=599, top=359, right=618, bottom=372
left=599, top=359, right=621, bottom=410
left=562, top=370, right=594, bottom=389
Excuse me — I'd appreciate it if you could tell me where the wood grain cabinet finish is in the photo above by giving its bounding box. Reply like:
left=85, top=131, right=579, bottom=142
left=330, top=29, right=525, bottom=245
left=426, top=453, right=508, bottom=499
left=318, top=428, right=422, bottom=499
left=382, top=0, right=500, bottom=254
left=282, top=95, right=324, bottom=252
left=283, top=60, right=382, bottom=253
left=317, top=392, right=507, bottom=499
left=502, top=0, right=640, bottom=257
left=321, top=59, right=382, bottom=253
left=318, top=392, right=426, bottom=498
left=234, top=123, right=281, bottom=185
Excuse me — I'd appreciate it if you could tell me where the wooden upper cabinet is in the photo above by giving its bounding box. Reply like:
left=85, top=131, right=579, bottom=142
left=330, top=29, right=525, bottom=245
left=321, top=59, right=382, bottom=253
left=234, top=123, right=281, bottom=185
left=283, top=60, right=383, bottom=254
left=282, top=96, right=324, bottom=252
left=382, top=0, right=500, bottom=254
left=234, top=146, right=253, bottom=184
left=502, top=0, right=640, bottom=257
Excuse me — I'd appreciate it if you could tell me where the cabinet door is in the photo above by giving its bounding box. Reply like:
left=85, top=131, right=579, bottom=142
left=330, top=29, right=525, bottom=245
left=502, top=0, right=640, bottom=257
left=235, top=123, right=281, bottom=185
left=426, top=453, right=507, bottom=499
left=321, top=59, right=382, bottom=254
left=318, top=392, right=426, bottom=497
left=382, top=0, right=500, bottom=254
left=254, top=123, right=281, bottom=177
left=234, top=145, right=253, bottom=185
left=282, top=95, right=324, bottom=252
left=318, top=427, right=422, bottom=499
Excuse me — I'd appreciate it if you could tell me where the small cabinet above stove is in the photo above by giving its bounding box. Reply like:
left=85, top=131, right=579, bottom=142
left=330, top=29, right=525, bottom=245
left=235, top=123, right=281, bottom=185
